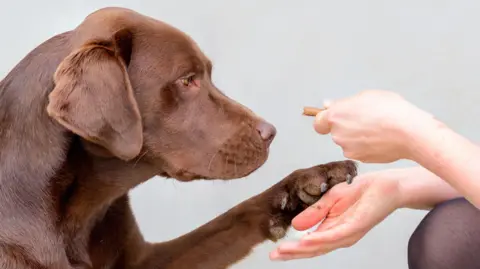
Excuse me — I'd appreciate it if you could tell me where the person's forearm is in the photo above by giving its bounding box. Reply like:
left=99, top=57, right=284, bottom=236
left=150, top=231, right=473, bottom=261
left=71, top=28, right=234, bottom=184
left=395, top=166, right=462, bottom=210
left=406, top=120, right=480, bottom=209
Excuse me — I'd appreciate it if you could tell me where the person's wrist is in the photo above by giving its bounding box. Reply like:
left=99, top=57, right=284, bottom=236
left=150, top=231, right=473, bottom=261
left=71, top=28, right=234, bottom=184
left=398, top=111, right=448, bottom=162
left=385, top=176, right=404, bottom=210
left=368, top=172, right=404, bottom=210
left=393, top=167, right=424, bottom=209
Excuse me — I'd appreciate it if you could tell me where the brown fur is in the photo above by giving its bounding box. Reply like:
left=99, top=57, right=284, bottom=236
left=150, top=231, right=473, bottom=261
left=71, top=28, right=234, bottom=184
left=0, top=7, right=357, bottom=269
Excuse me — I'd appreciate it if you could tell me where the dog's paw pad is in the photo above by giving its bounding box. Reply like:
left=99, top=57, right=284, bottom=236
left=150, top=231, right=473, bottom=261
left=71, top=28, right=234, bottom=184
left=297, top=182, right=328, bottom=205
left=268, top=219, right=287, bottom=240
left=273, top=191, right=297, bottom=212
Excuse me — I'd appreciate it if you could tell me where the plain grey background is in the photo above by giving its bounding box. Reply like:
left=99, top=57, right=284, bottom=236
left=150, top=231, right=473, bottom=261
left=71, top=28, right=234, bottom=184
left=2, top=1, right=480, bottom=268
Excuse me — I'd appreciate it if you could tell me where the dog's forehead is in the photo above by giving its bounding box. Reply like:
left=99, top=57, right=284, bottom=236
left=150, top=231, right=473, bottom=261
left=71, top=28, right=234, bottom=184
left=80, top=8, right=205, bottom=54
left=136, top=28, right=211, bottom=77
left=75, top=7, right=211, bottom=79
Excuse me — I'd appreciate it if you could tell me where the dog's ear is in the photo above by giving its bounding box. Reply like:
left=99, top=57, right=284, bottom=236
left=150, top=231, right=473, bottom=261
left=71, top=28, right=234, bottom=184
left=47, top=29, right=143, bottom=161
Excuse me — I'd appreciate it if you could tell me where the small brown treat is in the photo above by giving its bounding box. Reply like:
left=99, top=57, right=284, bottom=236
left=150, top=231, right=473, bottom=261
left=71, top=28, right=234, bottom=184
left=303, top=106, right=325, bottom=117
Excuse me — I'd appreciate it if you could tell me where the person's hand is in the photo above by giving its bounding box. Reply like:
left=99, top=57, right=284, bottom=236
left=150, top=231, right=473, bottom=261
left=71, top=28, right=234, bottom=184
left=269, top=170, right=402, bottom=261
left=314, top=90, right=440, bottom=163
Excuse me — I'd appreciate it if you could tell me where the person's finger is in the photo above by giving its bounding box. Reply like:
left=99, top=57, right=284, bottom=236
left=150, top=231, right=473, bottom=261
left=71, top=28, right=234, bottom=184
left=270, top=249, right=326, bottom=261
left=270, top=249, right=327, bottom=261
left=313, top=98, right=339, bottom=134
left=313, top=109, right=331, bottom=134
left=270, top=241, right=329, bottom=261
left=300, top=222, right=357, bottom=244
left=276, top=238, right=349, bottom=255
left=275, top=240, right=331, bottom=255
left=323, top=98, right=334, bottom=108
left=315, top=217, right=342, bottom=232
left=291, top=198, right=333, bottom=231
left=272, top=235, right=358, bottom=261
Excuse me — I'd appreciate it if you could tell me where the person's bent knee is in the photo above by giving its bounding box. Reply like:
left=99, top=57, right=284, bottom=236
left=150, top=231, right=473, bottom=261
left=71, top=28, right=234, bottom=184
left=408, top=198, right=480, bottom=269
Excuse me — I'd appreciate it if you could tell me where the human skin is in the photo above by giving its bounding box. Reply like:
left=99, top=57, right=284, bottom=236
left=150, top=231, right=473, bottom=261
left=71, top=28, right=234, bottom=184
left=270, top=89, right=480, bottom=260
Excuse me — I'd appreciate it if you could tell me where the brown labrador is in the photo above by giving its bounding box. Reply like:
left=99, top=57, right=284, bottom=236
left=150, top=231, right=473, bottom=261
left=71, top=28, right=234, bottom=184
left=0, top=7, right=357, bottom=269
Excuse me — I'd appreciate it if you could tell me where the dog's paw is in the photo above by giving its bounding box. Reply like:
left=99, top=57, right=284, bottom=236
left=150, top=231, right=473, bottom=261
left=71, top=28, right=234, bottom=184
left=265, top=160, right=357, bottom=241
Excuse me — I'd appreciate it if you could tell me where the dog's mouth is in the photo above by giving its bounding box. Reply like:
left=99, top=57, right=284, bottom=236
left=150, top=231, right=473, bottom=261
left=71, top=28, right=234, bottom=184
left=171, top=152, right=270, bottom=182
left=159, top=121, right=275, bottom=182
left=168, top=142, right=271, bottom=182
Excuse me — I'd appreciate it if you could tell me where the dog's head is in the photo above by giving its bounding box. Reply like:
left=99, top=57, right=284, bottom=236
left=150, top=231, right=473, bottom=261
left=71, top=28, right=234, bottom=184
left=46, top=8, right=276, bottom=181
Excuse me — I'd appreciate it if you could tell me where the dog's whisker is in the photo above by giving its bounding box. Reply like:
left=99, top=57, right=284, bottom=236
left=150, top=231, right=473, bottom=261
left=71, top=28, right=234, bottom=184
left=224, top=155, right=228, bottom=175
left=234, top=156, right=238, bottom=178
left=207, top=150, right=219, bottom=172
left=170, top=178, right=178, bottom=190
left=132, top=149, right=149, bottom=168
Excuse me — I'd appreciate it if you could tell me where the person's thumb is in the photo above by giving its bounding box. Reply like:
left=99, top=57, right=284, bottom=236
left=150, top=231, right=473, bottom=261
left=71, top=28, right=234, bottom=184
left=313, top=110, right=331, bottom=134
left=313, top=99, right=334, bottom=135
left=291, top=199, right=332, bottom=231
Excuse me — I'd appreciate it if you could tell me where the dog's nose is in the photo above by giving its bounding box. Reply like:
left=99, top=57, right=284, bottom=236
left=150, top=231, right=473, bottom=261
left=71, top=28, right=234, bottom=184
left=256, top=121, right=277, bottom=146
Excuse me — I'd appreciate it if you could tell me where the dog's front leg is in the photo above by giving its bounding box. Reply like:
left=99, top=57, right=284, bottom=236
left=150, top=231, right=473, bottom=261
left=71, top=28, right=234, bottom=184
left=129, top=160, right=356, bottom=269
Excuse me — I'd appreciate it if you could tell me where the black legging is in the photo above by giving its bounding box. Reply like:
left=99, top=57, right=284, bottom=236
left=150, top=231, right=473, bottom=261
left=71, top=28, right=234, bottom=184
left=408, top=198, right=480, bottom=269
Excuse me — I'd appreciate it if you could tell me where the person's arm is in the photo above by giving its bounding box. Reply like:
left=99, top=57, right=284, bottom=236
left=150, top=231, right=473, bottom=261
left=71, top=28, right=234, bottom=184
left=270, top=165, right=463, bottom=260
left=395, top=166, right=463, bottom=210
left=405, top=120, right=480, bottom=209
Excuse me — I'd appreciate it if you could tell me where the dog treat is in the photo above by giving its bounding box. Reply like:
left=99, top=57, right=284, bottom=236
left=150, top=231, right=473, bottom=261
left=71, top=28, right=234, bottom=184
left=302, top=106, right=325, bottom=116
left=303, top=107, right=355, bottom=185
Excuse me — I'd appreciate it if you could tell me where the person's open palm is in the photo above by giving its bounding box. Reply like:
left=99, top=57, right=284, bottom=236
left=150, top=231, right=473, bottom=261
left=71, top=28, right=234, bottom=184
left=270, top=173, right=401, bottom=260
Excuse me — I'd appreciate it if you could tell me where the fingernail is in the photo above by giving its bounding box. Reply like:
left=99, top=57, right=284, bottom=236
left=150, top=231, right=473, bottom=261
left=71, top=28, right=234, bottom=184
left=323, top=99, right=333, bottom=108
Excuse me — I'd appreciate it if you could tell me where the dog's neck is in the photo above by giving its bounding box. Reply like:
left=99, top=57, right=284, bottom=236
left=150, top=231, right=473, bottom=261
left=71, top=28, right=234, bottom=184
left=47, top=136, right=159, bottom=268
left=0, top=29, right=159, bottom=234
left=55, top=136, right=159, bottom=219
left=0, top=33, right=75, bottom=232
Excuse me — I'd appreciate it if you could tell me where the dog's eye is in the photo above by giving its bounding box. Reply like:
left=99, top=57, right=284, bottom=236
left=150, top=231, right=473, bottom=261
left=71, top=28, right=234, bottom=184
left=180, top=74, right=196, bottom=87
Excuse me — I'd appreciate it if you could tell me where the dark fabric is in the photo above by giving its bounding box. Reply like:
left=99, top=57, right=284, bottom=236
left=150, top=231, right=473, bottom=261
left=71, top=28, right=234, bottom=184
left=408, top=198, right=480, bottom=269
